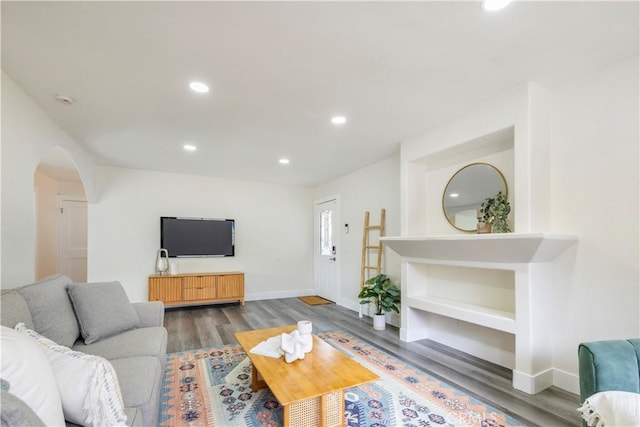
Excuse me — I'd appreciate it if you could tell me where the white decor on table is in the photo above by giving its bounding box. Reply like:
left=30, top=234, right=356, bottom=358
left=249, top=336, right=283, bottom=358
left=281, top=320, right=313, bottom=363
left=248, top=321, right=314, bottom=362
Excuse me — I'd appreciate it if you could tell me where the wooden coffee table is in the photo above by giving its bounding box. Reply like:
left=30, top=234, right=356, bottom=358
left=235, top=325, right=378, bottom=427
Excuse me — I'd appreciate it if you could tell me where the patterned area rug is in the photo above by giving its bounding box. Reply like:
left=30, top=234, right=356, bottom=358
left=159, top=330, right=525, bottom=426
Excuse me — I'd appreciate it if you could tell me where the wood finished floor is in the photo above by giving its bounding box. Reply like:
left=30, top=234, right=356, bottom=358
left=164, top=298, right=581, bottom=427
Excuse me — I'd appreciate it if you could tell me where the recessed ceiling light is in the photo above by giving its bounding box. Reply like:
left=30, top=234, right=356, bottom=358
left=279, top=158, right=290, bottom=165
left=449, top=193, right=459, bottom=198
left=481, top=0, right=513, bottom=12
left=189, top=82, right=209, bottom=93
left=183, top=144, right=197, bottom=151
left=331, top=116, right=347, bottom=125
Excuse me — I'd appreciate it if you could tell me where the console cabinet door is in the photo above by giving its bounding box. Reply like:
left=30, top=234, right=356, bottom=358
left=217, top=274, right=244, bottom=299
left=182, top=275, right=216, bottom=301
left=149, top=277, right=182, bottom=302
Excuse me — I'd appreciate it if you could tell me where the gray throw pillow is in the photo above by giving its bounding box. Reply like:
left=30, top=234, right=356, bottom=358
left=0, top=291, right=35, bottom=330
left=67, top=281, right=140, bottom=344
left=17, top=274, right=79, bottom=348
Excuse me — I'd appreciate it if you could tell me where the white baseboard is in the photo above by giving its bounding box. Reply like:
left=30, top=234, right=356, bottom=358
left=553, top=368, right=580, bottom=395
left=245, top=288, right=315, bottom=301
left=400, top=327, right=429, bottom=342
left=336, top=298, right=360, bottom=313
left=513, top=368, right=579, bottom=395
left=513, top=368, right=554, bottom=394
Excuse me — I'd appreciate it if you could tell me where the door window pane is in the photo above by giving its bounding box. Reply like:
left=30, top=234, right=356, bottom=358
left=320, top=209, right=332, bottom=255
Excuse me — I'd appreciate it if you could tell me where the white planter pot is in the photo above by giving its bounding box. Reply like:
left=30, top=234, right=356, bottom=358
left=373, top=314, right=386, bottom=330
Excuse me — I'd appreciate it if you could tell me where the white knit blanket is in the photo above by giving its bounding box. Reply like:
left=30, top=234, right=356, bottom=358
left=578, top=391, right=640, bottom=427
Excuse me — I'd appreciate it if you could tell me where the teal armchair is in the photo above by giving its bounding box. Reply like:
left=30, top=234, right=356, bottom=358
left=578, top=338, right=640, bottom=403
left=578, top=339, right=640, bottom=426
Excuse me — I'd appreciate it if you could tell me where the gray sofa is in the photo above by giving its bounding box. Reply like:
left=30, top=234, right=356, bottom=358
left=1, top=274, right=167, bottom=427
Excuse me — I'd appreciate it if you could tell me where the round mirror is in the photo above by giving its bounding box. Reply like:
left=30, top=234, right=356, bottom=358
left=442, top=163, right=507, bottom=232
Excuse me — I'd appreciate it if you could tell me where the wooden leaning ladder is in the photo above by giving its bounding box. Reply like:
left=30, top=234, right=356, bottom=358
left=359, top=209, right=386, bottom=318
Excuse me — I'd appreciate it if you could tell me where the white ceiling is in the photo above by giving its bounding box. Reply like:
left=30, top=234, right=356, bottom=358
left=2, top=1, right=638, bottom=187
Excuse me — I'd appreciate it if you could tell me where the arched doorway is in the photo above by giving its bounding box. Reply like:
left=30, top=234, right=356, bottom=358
left=34, top=147, right=88, bottom=282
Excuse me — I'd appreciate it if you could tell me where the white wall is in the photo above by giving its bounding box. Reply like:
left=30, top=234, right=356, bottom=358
left=89, top=166, right=314, bottom=302
left=549, top=57, right=639, bottom=391
left=1, top=72, right=96, bottom=288
left=314, top=155, right=401, bottom=322
left=396, top=57, right=639, bottom=393
left=1, top=72, right=314, bottom=301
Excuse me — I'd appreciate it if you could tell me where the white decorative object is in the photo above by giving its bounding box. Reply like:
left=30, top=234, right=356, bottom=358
left=373, top=314, right=386, bottom=330
left=281, top=321, right=313, bottom=363
left=250, top=335, right=283, bottom=358
left=155, top=249, right=169, bottom=274
left=169, top=261, right=178, bottom=275
left=296, top=320, right=312, bottom=336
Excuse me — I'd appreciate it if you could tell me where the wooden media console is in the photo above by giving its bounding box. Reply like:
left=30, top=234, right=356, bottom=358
left=148, top=271, right=244, bottom=307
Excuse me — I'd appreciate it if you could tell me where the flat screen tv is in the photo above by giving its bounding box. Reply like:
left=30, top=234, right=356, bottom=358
left=161, top=217, right=235, bottom=257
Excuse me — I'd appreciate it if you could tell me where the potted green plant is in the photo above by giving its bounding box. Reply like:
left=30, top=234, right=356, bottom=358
left=358, top=274, right=401, bottom=330
left=477, top=191, right=511, bottom=233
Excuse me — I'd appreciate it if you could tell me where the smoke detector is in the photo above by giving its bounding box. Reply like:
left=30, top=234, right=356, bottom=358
left=55, top=94, right=75, bottom=105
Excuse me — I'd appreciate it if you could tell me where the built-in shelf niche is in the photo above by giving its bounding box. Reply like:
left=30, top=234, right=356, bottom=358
left=405, top=263, right=515, bottom=333
left=383, top=233, right=578, bottom=394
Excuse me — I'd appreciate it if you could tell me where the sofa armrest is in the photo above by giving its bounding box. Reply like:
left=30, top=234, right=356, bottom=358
left=132, top=302, right=165, bottom=327
left=578, top=339, right=640, bottom=403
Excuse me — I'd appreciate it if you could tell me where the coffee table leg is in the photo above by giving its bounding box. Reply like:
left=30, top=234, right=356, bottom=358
left=285, top=391, right=342, bottom=427
left=321, top=394, right=327, bottom=425
left=323, top=390, right=344, bottom=427
left=251, top=364, right=267, bottom=392
left=283, top=404, right=291, bottom=427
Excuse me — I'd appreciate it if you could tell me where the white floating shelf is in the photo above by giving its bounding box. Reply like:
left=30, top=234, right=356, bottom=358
left=406, top=295, right=516, bottom=333
left=381, top=233, right=578, bottom=264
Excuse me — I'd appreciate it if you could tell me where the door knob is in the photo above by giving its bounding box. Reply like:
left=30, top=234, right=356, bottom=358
left=329, top=257, right=336, bottom=261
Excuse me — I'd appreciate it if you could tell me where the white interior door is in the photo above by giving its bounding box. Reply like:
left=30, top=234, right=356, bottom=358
left=59, top=199, right=88, bottom=282
left=313, top=197, right=339, bottom=302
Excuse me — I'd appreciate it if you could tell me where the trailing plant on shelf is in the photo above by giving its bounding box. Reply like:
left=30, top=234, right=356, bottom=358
left=477, top=191, right=512, bottom=233
left=358, top=274, right=401, bottom=315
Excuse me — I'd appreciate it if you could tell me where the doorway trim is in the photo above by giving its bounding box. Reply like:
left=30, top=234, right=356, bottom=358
left=57, top=195, right=88, bottom=281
